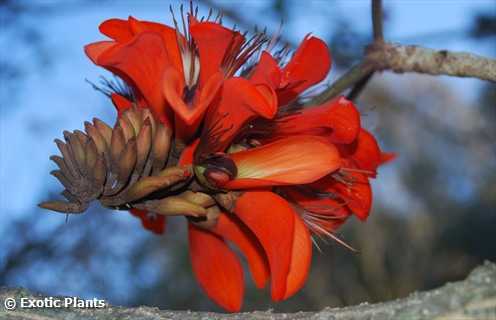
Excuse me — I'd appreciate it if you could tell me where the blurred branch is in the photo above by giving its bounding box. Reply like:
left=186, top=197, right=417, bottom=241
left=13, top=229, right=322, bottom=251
left=366, top=42, right=496, bottom=81
left=2, top=262, right=495, bottom=319
left=319, top=0, right=496, bottom=103
left=347, top=0, right=383, bottom=101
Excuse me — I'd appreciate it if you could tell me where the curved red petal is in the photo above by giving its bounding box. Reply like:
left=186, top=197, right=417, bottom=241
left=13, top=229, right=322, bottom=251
left=190, top=21, right=245, bottom=87
left=130, top=209, right=166, bottom=234
left=234, top=191, right=295, bottom=301
left=224, top=136, right=341, bottom=189
left=249, top=51, right=282, bottom=88
left=338, top=129, right=382, bottom=174
left=278, top=36, right=331, bottom=105
left=110, top=93, right=133, bottom=113
left=274, top=96, right=360, bottom=144
left=335, top=172, right=372, bottom=221
left=381, top=152, right=396, bottom=164
left=188, top=223, right=244, bottom=312
left=284, top=213, right=312, bottom=299
left=326, top=97, right=361, bottom=144
left=99, top=18, right=133, bottom=42
left=198, top=77, right=277, bottom=155
left=96, top=32, right=172, bottom=125
left=309, top=172, right=372, bottom=221
left=212, top=213, right=270, bottom=289
left=127, top=16, right=183, bottom=74
left=163, top=67, right=223, bottom=126
left=84, top=41, right=115, bottom=64
left=178, top=139, right=200, bottom=166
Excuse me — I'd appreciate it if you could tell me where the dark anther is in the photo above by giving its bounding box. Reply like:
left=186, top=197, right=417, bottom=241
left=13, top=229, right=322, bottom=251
left=202, top=153, right=238, bottom=180
left=183, top=84, right=197, bottom=104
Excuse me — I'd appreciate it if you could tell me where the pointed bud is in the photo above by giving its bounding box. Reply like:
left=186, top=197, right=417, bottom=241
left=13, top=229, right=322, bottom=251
left=123, top=108, right=143, bottom=133
left=151, top=123, right=172, bottom=175
left=124, top=166, right=190, bottom=202
left=38, top=200, right=87, bottom=213
left=135, top=119, right=152, bottom=175
left=93, top=118, right=112, bottom=146
left=119, top=115, right=135, bottom=142
left=142, top=196, right=206, bottom=217
left=110, top=125, right=126, bottom=169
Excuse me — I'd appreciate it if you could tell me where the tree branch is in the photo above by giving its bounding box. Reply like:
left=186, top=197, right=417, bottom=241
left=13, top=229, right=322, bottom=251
left=366, top=42, right=496, bottom=81
left=346, top=0, right=383, bottom=101
left=1, top=262, right=495, bottom=319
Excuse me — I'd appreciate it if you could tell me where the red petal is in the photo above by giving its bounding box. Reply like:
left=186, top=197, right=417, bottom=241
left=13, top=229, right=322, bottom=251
left=95, top=32, right=172, bottom=126
left=212, top=213, right=270, bottom=289
left=309, top=172, right=372, bottom=221
left=338, top=129, right=382, bottom=174
left=84, top=41, right=115, bottom=64
left=274, top=96, right=360, bottom=144
left=381, top=152, right=396, bottom=164
left=127, top=16, right=183, bottom=74
left=190, top=21, right=245, bottom=87
left=282, top=187, right=351, bottom=233
left=178, top=139, right=200, bottom=166
left=198, top=77, right=277, bottom=154
left=249, top=51, right=282, bottom=88
left=284, top=213, right=312, bottom=299
left=224, top=136, right=341, bottom=189
left=188, top=223, right=244, bottom=312
left=110, top=93, right=133, bottom=113
left=326, top=97, right=361, bottom=144
left=130, top=209, right=166, bottom=234
left=99, top=18, right=133, bottom=42
left=234, top=191, right=295, bottom=301
left=278, top=36, right=331, bottom=105
left=335, top=172, right=372, bottom=220
left=162, top=67, right=223, bottom=126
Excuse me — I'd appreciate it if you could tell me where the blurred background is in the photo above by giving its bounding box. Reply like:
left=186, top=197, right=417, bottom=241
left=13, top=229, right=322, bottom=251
left=0, top=0, right=495, bottom=313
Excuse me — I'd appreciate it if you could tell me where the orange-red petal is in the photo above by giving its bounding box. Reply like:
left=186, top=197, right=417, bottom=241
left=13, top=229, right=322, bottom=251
left=212, top=212, right=270, bottom=289
left=284, top=213, right=312, bottom=299
left=163, top=67, right=223, bottom=126
left=249, top=51, right=282, bottom=88
left=178, top=139, right=200, bottom=166
left=127, top=16, right=184, bottom=74
left=223, top=136, right=341, bottom=189
left=198, top=77, right=277, bottom=155
left=84, top=41, right=116, bottom=64
left=190, top=21, right=245, bottom=87
left=130, top=208, right=166, bottom=234
left=188, top=223, right=244, bottom=312
left=234, top=191, right=295, bottom=301
left=337, top=129, right=382, bottom=174
left=91, top=32, right=172, bottom=125
left=99, top=18, right=134, bottom=42
left=308, top=171, right=372, bottom=221
left=278, top=36, right=331, bottom=105
left=274, top=97, right=360, bottom=144
left=110, top=93, right=133, bottom=114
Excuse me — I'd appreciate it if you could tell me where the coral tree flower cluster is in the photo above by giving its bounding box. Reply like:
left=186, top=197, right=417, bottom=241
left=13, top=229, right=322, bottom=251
left=78, top=6, right=394, bottom=312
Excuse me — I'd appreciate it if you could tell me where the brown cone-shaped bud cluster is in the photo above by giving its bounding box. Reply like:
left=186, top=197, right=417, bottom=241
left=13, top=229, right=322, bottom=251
left=39, top=107, right=191, bottom=214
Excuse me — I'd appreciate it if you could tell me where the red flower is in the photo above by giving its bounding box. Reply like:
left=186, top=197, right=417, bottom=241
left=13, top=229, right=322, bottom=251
left=84, top=6, right=394, bottom=312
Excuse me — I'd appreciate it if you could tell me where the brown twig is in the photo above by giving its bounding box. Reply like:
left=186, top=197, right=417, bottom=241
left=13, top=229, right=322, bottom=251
left=346, top=0, right=383, bottom=101
left=366, top=42, right=496, bottom=81
left=372, top=0, right=384, bottom=42
left=319, top=0, right=496, bottom=104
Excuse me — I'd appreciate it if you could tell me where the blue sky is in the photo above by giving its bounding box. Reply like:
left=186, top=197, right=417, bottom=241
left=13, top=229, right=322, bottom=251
left=0, top=0, right=494, bottom=218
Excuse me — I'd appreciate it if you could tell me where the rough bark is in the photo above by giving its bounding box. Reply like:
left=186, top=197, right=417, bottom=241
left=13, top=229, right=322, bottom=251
left=366, top=42, right=496, bottom=82
left=1, top=261, right=495, bottom=320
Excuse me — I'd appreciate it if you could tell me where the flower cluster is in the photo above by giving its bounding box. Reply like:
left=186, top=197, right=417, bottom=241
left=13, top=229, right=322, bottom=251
left=77, top=5, right=393, bottom=312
